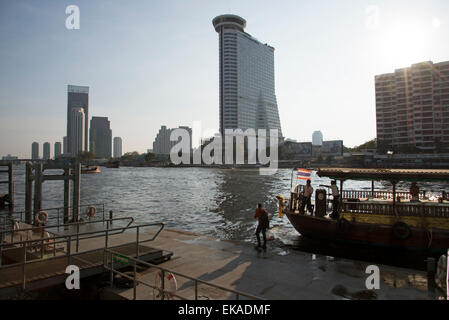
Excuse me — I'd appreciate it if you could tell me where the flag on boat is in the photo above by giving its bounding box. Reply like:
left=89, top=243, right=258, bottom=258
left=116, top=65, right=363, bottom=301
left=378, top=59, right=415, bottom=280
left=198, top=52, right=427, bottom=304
left=297, top=169, right=312, bottom=180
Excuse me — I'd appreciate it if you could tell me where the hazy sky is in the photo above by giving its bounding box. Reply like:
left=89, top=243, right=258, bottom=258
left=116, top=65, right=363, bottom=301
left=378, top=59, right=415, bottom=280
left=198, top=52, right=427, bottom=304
left=1, top=0, right=449, bottom=158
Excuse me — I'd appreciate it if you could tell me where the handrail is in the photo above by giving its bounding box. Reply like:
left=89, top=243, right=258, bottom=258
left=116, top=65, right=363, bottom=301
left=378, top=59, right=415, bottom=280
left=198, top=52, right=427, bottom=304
left=0, top=216, right=135, bottom=237
left=341, top=201, right=449, bottom=218
left=104, top=249, right=264, bottom=301
left=0, top=222, right=165, bottom=273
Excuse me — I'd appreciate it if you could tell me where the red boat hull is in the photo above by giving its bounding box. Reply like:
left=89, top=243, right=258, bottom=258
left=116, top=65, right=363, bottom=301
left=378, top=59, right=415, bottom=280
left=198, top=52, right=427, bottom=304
left=286, top=212, right=449, bottom=255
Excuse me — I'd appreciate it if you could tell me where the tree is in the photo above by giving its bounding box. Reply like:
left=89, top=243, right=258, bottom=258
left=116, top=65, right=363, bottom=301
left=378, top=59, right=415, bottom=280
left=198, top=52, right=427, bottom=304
left=121, top=151, right=140, bottom=161
left=77, top=151, right=95, bottom=162
left=145, top=152, right=156, bottom=162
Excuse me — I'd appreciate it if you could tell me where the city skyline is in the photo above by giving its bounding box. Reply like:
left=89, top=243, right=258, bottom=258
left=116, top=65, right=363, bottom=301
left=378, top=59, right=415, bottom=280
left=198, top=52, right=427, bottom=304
left=1, top=0, right=449, bottom=158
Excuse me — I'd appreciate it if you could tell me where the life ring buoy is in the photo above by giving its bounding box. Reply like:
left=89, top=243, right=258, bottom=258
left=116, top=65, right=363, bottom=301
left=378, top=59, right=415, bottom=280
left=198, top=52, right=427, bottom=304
left=392, top=222, right=411, bottom=240
left=86, top=206, right=96, bottom=218
left=34, top=211, right=48, bottom=225
left=437, top=255, right=447, bottom=283
left=154, top=271, right=177, bottom=299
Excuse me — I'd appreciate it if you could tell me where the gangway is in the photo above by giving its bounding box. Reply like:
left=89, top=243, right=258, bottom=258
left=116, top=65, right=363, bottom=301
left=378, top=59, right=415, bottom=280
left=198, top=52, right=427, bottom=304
left=0, top=218, right=171, bottom=296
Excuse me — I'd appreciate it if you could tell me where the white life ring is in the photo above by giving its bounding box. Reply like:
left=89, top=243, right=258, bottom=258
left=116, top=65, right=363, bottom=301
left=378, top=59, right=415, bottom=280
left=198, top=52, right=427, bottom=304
left=34, top=211, right=48, bottom=225
left=86, top=206, right=96, bottom=218
left=437, top=255, right=447, bottom=283
left=154, top=271, right=177, bottom=299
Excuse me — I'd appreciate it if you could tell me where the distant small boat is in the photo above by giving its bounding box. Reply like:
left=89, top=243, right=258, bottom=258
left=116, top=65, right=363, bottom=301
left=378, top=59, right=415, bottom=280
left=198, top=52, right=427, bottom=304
left=81, top=165, right=101, bottom=174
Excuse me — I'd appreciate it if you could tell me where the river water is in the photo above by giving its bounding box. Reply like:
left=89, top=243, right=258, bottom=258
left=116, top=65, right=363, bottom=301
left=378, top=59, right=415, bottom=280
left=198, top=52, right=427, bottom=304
left=2, top=165, right=449, bottom=247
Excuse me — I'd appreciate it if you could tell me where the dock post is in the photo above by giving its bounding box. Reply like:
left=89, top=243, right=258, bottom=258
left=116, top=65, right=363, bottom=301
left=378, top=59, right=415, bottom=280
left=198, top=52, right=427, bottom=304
left=8, top=163, right=14, bottom=213
left=25, top=163, right=33, bottom=224
left=73, top=162, right=81, bottom=222
left=33, top=163, right=43, bottom=219
left=63, top=167, right=71, bottom=224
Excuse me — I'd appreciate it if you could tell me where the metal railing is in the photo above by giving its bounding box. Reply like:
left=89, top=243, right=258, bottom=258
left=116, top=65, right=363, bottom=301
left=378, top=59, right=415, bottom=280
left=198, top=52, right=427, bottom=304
left=0, top=220, right=164, bottom=290
left=0, top=202, right=111, bottom=227
left=104, top=249, right=264, bottom=301
left=341, top=201, right=449, bottom=218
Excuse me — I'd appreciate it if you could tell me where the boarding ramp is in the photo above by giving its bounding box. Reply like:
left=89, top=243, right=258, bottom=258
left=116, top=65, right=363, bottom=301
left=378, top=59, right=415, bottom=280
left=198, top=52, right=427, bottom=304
left=0, top=217, right=171, bottom=295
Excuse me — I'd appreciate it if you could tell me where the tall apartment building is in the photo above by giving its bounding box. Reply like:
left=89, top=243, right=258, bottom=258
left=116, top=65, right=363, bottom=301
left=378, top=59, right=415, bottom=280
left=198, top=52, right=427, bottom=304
left=212, top=15, right=283, bottom=138
left=63, top=136, right=68, bottom=154
left=54, top=142, right=62, bottom=158
left=67, top=85, right=89, bottom=154
left=43, top=142, right=51, bottom=160
left=312, top=131, right=324, bottom=146
left=153, top=126, right=192, bottom=155
left=90, top=117, right=112, bottom=158
left=376, top=61, right=449, bottom=153
left=113, top=137, right=123, bottom=158
left=70, top=108, right=85, bottom=156
left=31, top=142, right=39, bottom=160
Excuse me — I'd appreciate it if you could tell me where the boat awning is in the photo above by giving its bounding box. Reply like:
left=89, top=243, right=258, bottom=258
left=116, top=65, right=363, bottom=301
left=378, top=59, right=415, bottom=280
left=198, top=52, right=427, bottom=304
left=317, top=168, right=449, bottom=182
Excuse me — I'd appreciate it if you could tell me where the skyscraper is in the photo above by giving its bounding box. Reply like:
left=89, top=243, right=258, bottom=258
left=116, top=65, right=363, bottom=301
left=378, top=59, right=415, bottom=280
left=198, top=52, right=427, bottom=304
left=67, top=85, right=89, bottom=154
left=55, top=142, right=62, bottom=158
left=212, top=15, right=283, bottom=137
left=376, top=61, right=449, bottom=153
left=113, top=137, right=123, bottom=158
left=312, top=131, right=324, bottom=146
left=31, top=142, right=39, bottom=160
left=43, top=142, right=50, bottom=160
left=70, top=108, right=85, bottom=156
left=90, top=117, right=112, bottom=158
left=63, top=136, right=68, bottom=154
left=153, top=126, right=192, bottom=155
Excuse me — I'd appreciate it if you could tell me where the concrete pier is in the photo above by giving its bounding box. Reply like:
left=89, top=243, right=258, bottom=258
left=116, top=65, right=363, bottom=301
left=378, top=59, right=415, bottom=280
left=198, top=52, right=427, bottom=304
left=105, top=229, right=435, bottom=300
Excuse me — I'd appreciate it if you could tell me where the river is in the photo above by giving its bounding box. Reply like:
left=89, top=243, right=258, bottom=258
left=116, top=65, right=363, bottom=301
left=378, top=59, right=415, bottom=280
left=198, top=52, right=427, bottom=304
left=2, top=165, right=449, bottom=247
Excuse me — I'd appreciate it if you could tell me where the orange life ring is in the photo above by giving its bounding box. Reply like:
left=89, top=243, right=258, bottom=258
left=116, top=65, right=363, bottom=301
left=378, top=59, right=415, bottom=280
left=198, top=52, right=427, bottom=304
left=86, top=206, right=96, bottom=218
left=155, top=271, right=177, bottom=299
left=34, top=211, right=48, bottom=225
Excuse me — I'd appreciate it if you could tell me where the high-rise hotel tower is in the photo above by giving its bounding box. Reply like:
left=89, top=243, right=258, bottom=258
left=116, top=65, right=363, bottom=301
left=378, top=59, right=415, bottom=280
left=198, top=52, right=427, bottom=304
left=212, top=15, right=283, bottom=137
left=67, top=85, right=89, bottom=155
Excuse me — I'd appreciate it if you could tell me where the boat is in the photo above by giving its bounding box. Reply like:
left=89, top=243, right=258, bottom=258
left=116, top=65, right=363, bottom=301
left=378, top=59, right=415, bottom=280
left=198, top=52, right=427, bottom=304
left=81, top=165, right=101, bottom=174
left=280, top=168, right=449, bottom=255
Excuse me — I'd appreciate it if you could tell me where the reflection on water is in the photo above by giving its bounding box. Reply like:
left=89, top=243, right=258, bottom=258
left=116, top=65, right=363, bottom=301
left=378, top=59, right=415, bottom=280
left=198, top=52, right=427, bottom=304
left=2, top=166, right=449, bottom=244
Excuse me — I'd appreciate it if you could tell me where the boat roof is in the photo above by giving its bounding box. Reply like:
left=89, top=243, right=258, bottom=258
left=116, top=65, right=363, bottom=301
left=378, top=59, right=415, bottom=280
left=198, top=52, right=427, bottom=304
left=317, top=168, right=449, bottom=182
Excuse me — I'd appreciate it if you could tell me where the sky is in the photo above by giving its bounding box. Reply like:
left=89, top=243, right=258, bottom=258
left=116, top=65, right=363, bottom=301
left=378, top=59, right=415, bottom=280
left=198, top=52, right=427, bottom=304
left=1, top=0, right=449, bottom=158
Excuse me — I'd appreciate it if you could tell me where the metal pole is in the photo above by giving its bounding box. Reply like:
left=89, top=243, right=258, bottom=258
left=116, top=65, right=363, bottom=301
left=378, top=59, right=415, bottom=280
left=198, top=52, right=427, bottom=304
left=64, top=167, right=71, bottom=224
left=22, top=242, right=27, bottom=290
left=161, top=270, right=165, bottom=300
left=73, top=162, right=81, bottom=222
left=136, top=226, right=140, bottom=259
left=33, top=163, right=43, bottom=218
left=133, top=260, right=137, bottom=300
left=8, top=163, right=14, bottom=212
left=25, top=162, right=33, bottom=224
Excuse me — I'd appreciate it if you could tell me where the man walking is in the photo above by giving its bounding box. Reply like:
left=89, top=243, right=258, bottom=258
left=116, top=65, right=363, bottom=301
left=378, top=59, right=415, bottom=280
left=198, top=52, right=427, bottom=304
left=254, top=203, right=269, bottom=250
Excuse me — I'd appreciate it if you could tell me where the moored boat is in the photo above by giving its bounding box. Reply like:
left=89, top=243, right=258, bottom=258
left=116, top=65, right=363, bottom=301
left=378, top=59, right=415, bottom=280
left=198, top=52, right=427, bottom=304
left=280, top=168, right=449, bottom=255
left=81, top=165, right=101, bottom=174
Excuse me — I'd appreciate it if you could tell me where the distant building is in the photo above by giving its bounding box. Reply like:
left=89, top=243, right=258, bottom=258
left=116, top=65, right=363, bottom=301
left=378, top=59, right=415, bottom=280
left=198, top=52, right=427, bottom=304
left=31, top=142, right=39, bottom=160
left=54, top=142, right=62, bottom=158
left=70, top=107, right=85, bottom=156
left=376, top=60, right=449, bottom=153
left=90, top=117, right=112, bottom=158
left=113, top=137, right=123, bottom=158
left=2, top=155, right=18, bottom=161
left=312, top=131, right=323, bottom=146
left=153, top=126, right=192, bottom=155
left=63, top=136, right=68, bottom=154
left=43, top=142, right=51, bottom=160
left=67, top=85, right=89, bottom=154
left=212, top=15, right=283, bottom=138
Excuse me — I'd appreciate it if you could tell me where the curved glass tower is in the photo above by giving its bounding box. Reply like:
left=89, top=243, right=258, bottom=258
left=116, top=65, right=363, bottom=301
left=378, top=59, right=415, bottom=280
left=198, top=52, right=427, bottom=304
left=212, top=15, right=283, bottom=137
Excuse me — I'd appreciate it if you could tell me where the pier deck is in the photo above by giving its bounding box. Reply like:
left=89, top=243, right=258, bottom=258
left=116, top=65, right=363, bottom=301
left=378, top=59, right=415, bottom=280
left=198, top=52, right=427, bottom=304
left=105, top=229, right=438, bottom=300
